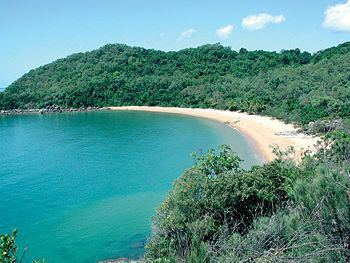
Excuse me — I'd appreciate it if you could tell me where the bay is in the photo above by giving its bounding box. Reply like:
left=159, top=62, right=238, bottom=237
left=0, top=111, right=260, bottom=262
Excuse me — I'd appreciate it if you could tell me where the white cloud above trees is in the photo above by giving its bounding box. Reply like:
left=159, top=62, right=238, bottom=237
left=216, top=24, right=234, bottom=38
left=242, top=13, right=285, bottom=31
left=323, top=0, right=350, bottom=32
left=177, top=28, right=196, bottom=41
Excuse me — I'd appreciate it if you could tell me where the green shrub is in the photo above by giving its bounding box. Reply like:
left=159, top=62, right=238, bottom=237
left=0, top=230, right=45, bottom=263
left=216, top=157, right=350, bottom=262
left=0, top=230, right=17, bottom=263
left=146, top=146, right=301, bottom=261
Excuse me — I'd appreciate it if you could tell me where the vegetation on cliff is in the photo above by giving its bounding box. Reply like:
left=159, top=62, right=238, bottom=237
left=1, top=42, right=349, bottom=127
left=146, top=132, right=350, bottom=262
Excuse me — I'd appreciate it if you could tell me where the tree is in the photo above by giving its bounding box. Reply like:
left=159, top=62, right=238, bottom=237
left=0, top=230, right=45, bottom=263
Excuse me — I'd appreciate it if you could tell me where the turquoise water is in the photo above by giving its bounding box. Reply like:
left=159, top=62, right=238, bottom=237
left=0, top=111, right=260, bottom=262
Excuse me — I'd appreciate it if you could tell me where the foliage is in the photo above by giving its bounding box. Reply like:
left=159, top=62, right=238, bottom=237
left=146, top=135, right=350, bottom=262
left=0, top=230, right=17, bottom=263
left=0, top=230, right=45, bottom=263
left=1, top=42, right=349, bottom=127
left=321, top=131, right=350, bottom=164
left=146, top=146, right=301, bottom=261
left=216, top=159, right=350, bottom=262
left=191, top=145, right=242, bottom=177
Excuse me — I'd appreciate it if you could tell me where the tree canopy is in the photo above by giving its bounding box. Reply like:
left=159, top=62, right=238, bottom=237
left=1, top=42, right=349, bottom=126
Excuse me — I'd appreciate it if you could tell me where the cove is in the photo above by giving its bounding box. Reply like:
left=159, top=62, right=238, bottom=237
left=0, top=110, right=261, bottom=262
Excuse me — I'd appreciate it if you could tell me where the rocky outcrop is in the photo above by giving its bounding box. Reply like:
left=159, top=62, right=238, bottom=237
left=0, top=106, right=110, bottom=115
left=98, top=258, right=141, bottom=263
left=305, top=119, right=344, bottom=134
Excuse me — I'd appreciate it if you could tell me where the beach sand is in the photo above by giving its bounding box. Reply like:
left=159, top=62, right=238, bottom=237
left=109, top=106, right=320, bottom=163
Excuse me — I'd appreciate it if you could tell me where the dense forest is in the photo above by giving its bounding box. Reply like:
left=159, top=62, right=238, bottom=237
left=1, top=42, right=350, bottom=262
left=1, top=42, right=349, bottom=127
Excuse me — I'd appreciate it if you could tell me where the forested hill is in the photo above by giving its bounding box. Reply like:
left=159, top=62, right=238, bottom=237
left=1, top=42, right=349, bottom=125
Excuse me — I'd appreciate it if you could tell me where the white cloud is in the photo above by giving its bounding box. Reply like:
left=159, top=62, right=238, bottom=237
left=177, top=28, right=196, bottom=41
left=216, top=24, right=234, bottom=38
left=323, top=0, right=350, bottom=32
left=242, top=13, right=285, bottom=31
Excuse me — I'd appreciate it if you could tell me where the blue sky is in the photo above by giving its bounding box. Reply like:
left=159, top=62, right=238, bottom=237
left=1, top=0, right=350, bottom=89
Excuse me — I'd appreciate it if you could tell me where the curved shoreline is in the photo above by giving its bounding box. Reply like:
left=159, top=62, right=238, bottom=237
left=109, top=106, right=320, bottom=163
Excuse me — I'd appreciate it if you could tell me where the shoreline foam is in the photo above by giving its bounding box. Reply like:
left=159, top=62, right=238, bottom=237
left=109, top=106, right=320, bottom=163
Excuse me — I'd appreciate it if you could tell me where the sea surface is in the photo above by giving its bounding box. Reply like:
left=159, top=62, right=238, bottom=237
left=0, top=111, right=260, bottom=262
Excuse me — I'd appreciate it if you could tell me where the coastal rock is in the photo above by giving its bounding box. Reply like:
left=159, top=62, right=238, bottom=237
left=275, top=131, right=299, bottom=136
left=306, top=119, right=344, bottom=134
left=0, top=106, right=106, bottom=115
left=98, top=258, right=140, bottom=263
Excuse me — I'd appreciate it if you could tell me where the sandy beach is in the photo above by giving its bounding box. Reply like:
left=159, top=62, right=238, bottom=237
left=109, top=106, right=320, bottom=163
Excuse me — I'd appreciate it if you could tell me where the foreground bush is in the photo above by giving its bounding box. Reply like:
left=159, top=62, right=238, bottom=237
left=0, top=230, right=18, bottom=263
left=146, top=141, right=350, bottom=262
left=216, top=161, right=350, bottom=262
left=0, top=230, right=45, bottom=263
left=146, top=146, right=302, bottom=261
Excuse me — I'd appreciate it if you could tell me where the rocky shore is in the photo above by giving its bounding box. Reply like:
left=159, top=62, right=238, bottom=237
left=0, top=106, right=110, bottom=115
left=98, top=259, right=140, bottom=263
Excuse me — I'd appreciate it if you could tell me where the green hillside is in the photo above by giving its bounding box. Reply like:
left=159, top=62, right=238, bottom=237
left=1, top=42, right=349, bottom=126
